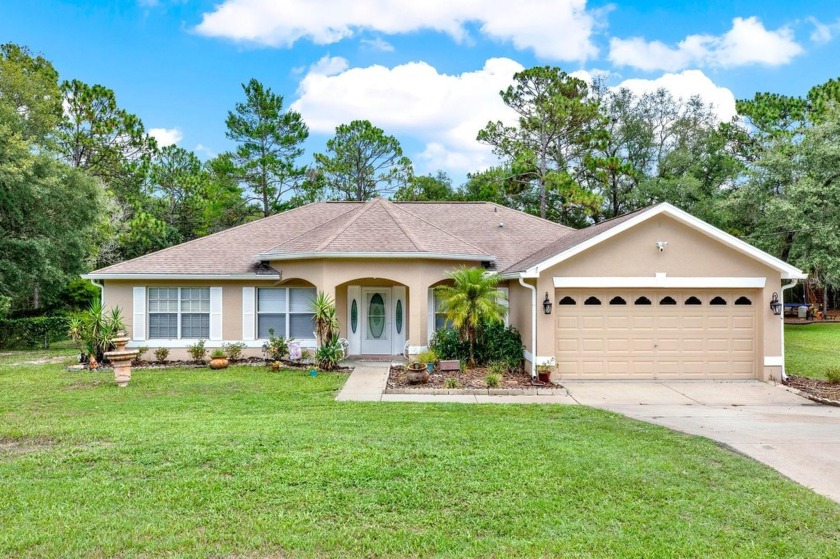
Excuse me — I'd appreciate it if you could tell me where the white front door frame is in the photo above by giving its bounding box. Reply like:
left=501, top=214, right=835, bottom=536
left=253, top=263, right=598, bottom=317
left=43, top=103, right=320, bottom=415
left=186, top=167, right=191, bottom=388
left=347, top=285, right=406, bottom=355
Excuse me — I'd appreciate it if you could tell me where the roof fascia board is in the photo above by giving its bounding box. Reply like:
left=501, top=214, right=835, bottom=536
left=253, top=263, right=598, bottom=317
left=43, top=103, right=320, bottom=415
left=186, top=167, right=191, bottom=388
left=552, top=276, right=767, bottom=289
left=82, top=273, right=281, bottom=280
left=257, top=252, right=492, bottom=262
left=526, top=203, right=806, bottom=279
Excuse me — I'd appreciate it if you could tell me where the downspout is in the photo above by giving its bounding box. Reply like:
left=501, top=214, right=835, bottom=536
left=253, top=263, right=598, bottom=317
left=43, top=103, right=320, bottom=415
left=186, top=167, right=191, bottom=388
left=519, top=276, right=537, bottom=381
left=780, top=279, right=798, bottom=381
left=87, top=278, right=104, bottom=306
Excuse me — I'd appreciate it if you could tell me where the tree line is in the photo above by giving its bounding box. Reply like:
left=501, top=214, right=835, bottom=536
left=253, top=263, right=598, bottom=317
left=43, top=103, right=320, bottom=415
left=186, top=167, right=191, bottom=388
left=2, top=43, right=840, bottom=318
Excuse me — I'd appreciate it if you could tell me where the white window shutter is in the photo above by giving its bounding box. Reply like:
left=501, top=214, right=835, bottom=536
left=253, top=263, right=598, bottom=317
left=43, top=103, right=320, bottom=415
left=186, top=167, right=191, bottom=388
left=427, top=287, right=435, bottom=343
left=132, top=287, right=146, bottom=341
left=209, top=287, right=223, bottom=341
left=242, top=287, right=255, bottom=341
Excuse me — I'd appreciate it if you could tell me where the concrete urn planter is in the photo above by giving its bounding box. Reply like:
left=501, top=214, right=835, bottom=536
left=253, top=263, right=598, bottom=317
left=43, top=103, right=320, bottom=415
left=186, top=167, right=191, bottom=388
left=104, top=331, right=139, bottom=388
left=406, top=362, right=430, bottom=384
left=209, top=356, right=229, bottom=370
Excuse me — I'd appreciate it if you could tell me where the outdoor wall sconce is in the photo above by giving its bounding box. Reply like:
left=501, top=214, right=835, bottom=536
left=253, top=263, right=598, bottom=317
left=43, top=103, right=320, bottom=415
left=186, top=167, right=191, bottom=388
left=543, top=292, right=553, bottom=315
left=770, top=292, right=782, bottom=316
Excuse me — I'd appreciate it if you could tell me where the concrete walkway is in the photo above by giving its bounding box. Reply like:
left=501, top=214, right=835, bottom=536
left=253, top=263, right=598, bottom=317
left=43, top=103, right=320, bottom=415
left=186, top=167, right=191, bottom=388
left=564, top=381, right=840, bottom=504
left=335, top=362, right=391, bottom=401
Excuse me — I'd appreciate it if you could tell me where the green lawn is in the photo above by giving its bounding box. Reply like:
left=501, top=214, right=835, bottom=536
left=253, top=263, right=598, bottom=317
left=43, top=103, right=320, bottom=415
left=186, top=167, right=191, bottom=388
left=1, top=352, right=838, bottom=558
left=785, top=322, right=840, bottom=379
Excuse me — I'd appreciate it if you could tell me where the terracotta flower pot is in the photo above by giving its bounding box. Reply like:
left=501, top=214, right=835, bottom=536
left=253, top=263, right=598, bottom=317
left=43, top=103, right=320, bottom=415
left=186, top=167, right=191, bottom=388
left=209, top=357, right=229, bottom=370
left=406, top=363, right=430, bottom=384
left=538, top=371, right=551, bottom=383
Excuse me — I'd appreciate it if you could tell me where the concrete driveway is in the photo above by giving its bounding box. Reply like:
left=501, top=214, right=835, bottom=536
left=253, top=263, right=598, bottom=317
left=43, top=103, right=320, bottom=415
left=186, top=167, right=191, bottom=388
left=563, top=381, right=840, bottom=504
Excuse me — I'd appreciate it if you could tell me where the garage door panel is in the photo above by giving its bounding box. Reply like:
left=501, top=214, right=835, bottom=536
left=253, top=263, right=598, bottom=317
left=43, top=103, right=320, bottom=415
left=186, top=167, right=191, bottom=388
left=556, top=289, right=758, bottom=380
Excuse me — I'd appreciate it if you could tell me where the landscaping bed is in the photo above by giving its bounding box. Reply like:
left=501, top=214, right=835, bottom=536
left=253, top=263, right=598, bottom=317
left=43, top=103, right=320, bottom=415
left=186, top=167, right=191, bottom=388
left=387, top=364, right=549, bottom=390
left=785, top=374, right=840, bottom=405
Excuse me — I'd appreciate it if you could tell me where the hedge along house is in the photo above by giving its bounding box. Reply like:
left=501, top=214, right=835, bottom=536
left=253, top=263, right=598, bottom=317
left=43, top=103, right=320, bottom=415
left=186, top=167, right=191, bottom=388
left=84, top=198, right=805, bottom=382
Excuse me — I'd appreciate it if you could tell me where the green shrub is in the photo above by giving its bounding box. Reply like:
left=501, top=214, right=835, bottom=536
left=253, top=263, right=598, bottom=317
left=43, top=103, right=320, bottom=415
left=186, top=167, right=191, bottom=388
left=210, top=348, right=226, bottom=359
left=429, top=328, right=467, bottom=361
left=316, top=339, right=344, bottom=371
left=417, top=348, right=438, bottom=364
left=68, top=302, right=126, bottom=361
left=187, top=340, right=207, bottom=362
left=263, top=329, right=290, bottom=361
left=222, top=341, right=247, bottom=361
left=487, top=361, right=508, bottom=376
left=429, top=321, right=523, bottom=370
left=485, top=373, right=501, bottom=388
left=0, top=316, right=71, bottom=349
left=826, top=367, right=840, bottom=384
left=444, top=377, right=460, bottom=389
left=134, top=346, right=149, bottom=364
left=154, top=347, right=169, bottom=362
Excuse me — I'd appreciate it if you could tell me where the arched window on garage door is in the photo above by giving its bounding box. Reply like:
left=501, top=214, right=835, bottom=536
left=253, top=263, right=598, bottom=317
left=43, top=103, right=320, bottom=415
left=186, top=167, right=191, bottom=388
left=735, top=296, right=752, bottom=305
left=659, top=296, right=677, bottom=305
left=584, top=296, right=602, bottom=305
left=710, top=296, right=727, bottom=305
left=558, top=296, right=576, bottom=305
left=609, top=296, right=627, bottom=305
left=634, top=296, right=652, bottom=305
left=685, top=296, right=702, bottom=305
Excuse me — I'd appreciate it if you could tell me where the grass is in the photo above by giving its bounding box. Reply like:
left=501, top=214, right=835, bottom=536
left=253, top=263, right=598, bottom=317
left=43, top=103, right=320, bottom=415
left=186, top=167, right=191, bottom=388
left=785, top=322, right=840, bottom=379
left=0, top=352, right=838, bottom=558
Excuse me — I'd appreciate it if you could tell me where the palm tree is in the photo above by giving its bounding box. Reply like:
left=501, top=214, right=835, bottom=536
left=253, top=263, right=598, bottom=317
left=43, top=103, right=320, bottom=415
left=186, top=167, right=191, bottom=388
left=435, top=267, right=507, bottom=366
left=310, top=291, right=340, bottom=346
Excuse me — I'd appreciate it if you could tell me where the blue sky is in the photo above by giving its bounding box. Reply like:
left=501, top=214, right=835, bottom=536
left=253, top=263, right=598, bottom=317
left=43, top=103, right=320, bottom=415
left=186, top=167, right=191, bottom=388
left=3, top=0, right=840, bottom=183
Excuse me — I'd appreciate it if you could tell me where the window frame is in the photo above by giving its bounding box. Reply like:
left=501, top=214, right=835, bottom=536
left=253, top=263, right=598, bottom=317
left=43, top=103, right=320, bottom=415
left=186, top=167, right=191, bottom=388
left=431, top=287, right=509, bottom=333
left=147, top=287, right=210, bottom=340
left=256, top=287, right=317, bottom=340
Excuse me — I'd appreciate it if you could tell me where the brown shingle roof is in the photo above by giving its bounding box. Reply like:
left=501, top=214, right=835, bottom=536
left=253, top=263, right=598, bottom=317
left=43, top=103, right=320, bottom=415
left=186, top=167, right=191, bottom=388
left=90, top=198, right=645, bottom=277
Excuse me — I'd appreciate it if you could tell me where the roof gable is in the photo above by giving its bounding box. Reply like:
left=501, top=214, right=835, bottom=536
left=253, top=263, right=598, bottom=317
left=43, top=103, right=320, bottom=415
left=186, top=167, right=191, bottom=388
left=511, top=203, right=806, bottom=280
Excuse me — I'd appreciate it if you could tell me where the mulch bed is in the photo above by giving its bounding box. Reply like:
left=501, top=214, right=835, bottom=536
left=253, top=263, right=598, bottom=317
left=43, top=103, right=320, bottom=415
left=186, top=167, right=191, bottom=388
left=70, top=357, right=351, bottom=373
left=784, top=375, right=840, bottom=405
left=388, top=365, right=542, bottom=390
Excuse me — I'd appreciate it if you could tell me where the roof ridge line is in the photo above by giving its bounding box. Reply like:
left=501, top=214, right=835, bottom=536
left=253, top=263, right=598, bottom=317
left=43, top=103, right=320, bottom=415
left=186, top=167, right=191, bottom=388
left=92, top=202, right=321, bottom=274
left=389, top=201, right=492, bottom=257
left=258, top=203, right=361, bottom=255
left=378, top=199, right=424, bottom=252
left=314, top=198, right=380, bottom=252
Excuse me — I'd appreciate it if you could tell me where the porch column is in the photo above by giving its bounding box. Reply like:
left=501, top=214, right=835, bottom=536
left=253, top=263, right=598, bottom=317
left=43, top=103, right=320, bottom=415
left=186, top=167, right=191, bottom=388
left=409, top=286, right=428, bottom=351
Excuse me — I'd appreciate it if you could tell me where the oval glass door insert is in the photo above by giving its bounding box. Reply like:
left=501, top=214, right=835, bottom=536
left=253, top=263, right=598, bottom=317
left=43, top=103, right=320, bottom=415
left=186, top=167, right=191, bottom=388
left=395, top=300, right=403, bottom=334
left=351, top=299, right=358, bottom=333
left=368, top=293, right=385, bottom=339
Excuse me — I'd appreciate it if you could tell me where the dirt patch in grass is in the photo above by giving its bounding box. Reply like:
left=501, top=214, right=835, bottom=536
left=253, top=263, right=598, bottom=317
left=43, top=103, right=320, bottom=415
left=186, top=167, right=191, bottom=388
left=785, top=375, right=840, bottom=404
left=0, top=436, right=56, bottom=457
left=388, top=365, right=542, bottom=390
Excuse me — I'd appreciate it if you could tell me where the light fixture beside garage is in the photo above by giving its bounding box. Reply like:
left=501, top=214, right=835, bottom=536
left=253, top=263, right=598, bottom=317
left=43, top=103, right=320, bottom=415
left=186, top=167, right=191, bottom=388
left=770, top=292, right=782, bottom=316
left=543, top=292, right=552, bottom=314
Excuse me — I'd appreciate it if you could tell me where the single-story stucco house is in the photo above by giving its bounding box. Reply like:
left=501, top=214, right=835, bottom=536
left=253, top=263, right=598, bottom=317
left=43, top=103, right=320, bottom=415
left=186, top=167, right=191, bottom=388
left=83, top=198, right=806, bottom=382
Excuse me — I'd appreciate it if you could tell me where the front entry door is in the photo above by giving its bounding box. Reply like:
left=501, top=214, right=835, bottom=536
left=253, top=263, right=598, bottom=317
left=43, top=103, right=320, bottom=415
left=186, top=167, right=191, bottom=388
left=361, top=288, right=391, bottom=354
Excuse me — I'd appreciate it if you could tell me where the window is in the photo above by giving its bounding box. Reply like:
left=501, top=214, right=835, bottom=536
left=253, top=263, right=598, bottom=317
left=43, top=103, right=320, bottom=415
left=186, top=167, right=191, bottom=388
left=558, top=296, right=576, bottom=305
left=634, top=296, right=652, bottom=305
left=584, top=296, right=601, bottom=305
left=148, top=287, right=209, bottom=339
left=735, top=296, right=752, bottom=305
left=710, top=296, right=727, bottom=305
left=659, top=296, right=677, bottom=305
left=432, top=287, right=509, bottom=332
left=685, top=296, right=702, bottom=305
left=257, top=287, right=317, bottom=339
left=609, top=296, right=627, bottom=305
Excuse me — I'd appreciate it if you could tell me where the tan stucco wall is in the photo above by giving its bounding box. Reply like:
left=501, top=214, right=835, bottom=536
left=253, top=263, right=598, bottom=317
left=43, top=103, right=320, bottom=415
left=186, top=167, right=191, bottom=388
left=535, top=214, right=784, bottom=380
left=101, top=257, right=481, bottom=355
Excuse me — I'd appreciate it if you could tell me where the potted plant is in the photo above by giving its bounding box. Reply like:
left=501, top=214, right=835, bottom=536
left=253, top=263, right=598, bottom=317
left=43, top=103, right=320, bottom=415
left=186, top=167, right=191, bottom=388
left=406, top=361, right=430, bottom=384
left=417, top=349, right=438, bottom=374
left=209, top=348, right=229, bottom=369
left=270, top=361, right=281, bottom=372
left=536, top=364, right=553, bottom=384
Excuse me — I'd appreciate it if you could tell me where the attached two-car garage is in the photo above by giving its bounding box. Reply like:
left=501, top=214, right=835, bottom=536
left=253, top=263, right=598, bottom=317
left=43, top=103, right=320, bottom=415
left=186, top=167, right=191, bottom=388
left=555, top=289, right=758, bottom=380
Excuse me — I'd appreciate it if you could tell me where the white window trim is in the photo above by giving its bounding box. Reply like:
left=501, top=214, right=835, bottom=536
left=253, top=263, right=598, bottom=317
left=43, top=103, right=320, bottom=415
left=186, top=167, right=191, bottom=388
left=147, top=287, right=211, bottom=340
left=552, top=276, right=767, bottom=289
left=255, top=287, right=317, bottom=341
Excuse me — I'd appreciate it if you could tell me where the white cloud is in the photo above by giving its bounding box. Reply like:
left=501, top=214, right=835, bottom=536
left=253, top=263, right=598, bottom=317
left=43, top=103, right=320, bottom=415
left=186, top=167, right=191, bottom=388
left=360, top=37, right=395, bottom=52
left=808, top=17, right=840, bottom=43
left=291, top=57, right=524, bottom=173
left=310, top=56, right=349, bottom=76
left=194, top=0, right=599, bottom=61
left=194, top=144, right=216, bottom=159
left=148, top=127, right=183, bottom=147
left=610, top=16, right=804, bottom=71
left=616, top=70, right=737, bottom=122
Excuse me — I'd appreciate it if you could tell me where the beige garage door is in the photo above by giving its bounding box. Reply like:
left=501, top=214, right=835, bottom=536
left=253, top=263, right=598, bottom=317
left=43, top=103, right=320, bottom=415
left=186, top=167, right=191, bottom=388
left=555, top=290, right=758, bottom=380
